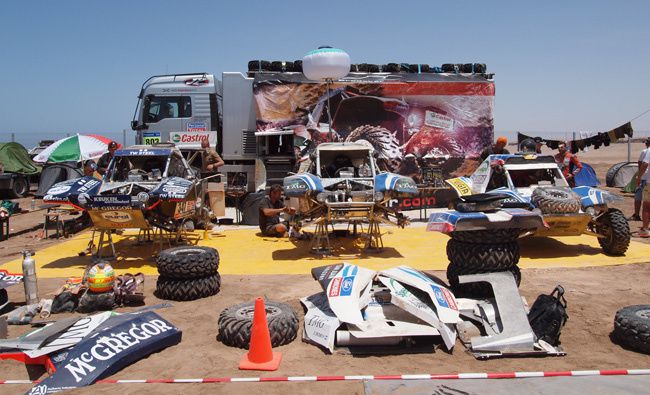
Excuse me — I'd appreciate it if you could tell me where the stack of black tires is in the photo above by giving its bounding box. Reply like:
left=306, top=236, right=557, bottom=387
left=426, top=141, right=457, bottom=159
left=155, top=246, right=221, bottom=301
left=446, top=229, right=521, bottom=296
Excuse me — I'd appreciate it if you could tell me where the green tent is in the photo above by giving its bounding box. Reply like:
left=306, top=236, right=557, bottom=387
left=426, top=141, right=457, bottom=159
left=623, top=172, right=638, bottom=193
left=0, top=142, right=40, bottom=175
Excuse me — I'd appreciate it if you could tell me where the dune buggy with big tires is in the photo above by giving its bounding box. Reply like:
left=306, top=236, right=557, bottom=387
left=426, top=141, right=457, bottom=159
left=283, top=142, right=418, bottom=253
left=428, top=153, right=631, bottom=295
left=43, top=145, right=211, bottom=238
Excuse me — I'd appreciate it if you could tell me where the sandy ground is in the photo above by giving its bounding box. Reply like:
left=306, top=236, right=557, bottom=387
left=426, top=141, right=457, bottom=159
left=1, top=142, right=650, bottom=394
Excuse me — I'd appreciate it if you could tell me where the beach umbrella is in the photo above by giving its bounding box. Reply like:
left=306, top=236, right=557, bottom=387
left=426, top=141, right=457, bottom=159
left=33, top=134, right=120, bottom=163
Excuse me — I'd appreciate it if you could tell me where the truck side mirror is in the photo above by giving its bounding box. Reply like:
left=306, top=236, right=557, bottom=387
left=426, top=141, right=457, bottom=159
left=131, top=120, right=138, bottom=130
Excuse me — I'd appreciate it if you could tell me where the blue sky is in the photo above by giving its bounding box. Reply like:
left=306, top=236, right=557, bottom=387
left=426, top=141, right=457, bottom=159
left=1, top=0, right=649, bottom=146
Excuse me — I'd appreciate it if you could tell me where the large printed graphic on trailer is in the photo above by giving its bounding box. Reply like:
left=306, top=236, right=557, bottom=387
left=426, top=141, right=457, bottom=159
left=253, top=72, right=495, bottom=181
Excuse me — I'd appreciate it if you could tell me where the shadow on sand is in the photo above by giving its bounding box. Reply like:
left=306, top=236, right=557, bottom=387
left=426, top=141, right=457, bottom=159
left=519, top=236, right=601, bottom=259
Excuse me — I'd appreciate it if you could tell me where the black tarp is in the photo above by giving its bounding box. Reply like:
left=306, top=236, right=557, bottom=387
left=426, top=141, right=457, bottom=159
left=35, top=162, right=83, bottom=198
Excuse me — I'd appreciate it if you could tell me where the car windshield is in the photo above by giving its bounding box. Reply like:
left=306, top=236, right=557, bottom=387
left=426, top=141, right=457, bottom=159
left=319, top=149, right=373, bottom=178
left=508, top=168, right=567, bottom=188
left=107, top=155, right=169, bottom=182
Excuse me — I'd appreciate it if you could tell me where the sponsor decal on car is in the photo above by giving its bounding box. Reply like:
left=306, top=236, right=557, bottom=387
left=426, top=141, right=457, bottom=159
left=100, top=211, right=133, bottom=223
left=328, top=277, right=342, bottom=297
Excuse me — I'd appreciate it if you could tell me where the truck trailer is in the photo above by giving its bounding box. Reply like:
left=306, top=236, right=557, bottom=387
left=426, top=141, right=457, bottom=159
left=130, top=63, right=495, bottom=206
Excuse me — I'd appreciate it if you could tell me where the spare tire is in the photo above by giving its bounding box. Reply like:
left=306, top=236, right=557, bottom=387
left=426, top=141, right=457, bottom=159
left=217, top=301, right=299, bottom=349
left=451, top=229, right=521, bottom=244
left=447, top=239, right=520, bottom=270
left=157, top=246, right=219, bottom=279
left=155, top=273, right=221, bottom=301
left=531, top=187, right=581, bottom=214
left=612, top=305, right=650, bottom=354
left=447, top=261, right=521, bottom=297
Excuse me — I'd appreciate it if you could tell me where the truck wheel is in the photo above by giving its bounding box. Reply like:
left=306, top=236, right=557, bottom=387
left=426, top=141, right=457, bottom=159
left=155, top=273, right=221, bottom=301
left=531, top=187, right=581, bottom=214
left=9, top=176, right=29, bottom=198
left=450, top=229, right=521, bottom=244
left=447, top=239, right=520, bottom=270
left=447, top=261, right=521, bottom=297
left=612, top=305, right=650, bottom=354
left=217, top=301, right=299, bottom=349
left=156, top=246, right=219, bottom=279
left=596, top=209, right=630, bottom=256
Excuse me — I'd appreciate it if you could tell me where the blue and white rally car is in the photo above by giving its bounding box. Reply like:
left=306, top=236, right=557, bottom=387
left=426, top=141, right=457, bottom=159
left=429, top=154, right=630, bottom=256
left=43, top=145, right=210, bottom=233
left=283, top=142, right=417, bottom=250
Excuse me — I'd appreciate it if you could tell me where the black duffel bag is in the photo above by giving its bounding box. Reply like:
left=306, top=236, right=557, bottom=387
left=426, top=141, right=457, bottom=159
left=528, top=285, right=568, bottom=345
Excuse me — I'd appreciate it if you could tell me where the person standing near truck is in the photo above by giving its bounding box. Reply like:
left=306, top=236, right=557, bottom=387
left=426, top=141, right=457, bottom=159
left=97, top=141, right=118, bottom=176
left=480, top=136, right=510, bottom=162
left=554, top=143, right=582, bottom=187
left=201, top=139, right=224, bottom=174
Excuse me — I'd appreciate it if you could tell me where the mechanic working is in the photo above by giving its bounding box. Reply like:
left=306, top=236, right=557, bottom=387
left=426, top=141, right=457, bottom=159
left=259, top=184, right=296, bottom=237
left=480, top=136, right=510, bottom=161
left=554, top=143, right=582, bottom=187
left=97, top=141, right=118, bottom=175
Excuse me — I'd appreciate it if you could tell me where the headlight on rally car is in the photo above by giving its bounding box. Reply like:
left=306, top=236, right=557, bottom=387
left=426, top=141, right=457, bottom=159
left=316, top=192, right=329, bottom=203
left=137, top=192, right=150, bottom=203
left=374, top=191, right=385, bottom=202
left=78, top=193, right=89, bottom=206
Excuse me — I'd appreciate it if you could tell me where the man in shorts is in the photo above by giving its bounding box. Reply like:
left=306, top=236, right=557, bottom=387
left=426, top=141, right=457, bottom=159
left=259, top=184, right=296, bottom=237
left=639, top=147, right=650, bottom=237
left=630, top=138, right=650, bottom=221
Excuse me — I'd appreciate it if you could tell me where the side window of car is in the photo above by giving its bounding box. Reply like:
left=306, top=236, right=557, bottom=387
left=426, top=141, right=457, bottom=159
left=167, top=155, right=187, bottom=178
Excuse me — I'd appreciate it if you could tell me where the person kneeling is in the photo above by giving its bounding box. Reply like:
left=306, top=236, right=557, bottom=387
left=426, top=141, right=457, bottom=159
left=259, top=184, right=296, bottom=237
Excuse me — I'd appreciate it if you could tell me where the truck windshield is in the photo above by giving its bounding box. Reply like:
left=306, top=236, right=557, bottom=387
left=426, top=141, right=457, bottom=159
left=145, top=96, right=191, bottom=123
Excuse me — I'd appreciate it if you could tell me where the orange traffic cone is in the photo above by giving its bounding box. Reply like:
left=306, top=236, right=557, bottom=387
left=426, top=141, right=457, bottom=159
left=239, top=297, right=282, bottom=371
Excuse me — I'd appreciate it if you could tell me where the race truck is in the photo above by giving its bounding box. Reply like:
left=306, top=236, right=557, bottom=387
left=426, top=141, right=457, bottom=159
left=43, top=145, right=210, bottom=235
left=129, top=62, right=494, bottom=197
left=427, top=153, right=630, bottom=295
left=283, top=142, right=418, bottom=252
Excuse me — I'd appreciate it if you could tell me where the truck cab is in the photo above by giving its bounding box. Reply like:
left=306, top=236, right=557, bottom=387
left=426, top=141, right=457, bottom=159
left=131, top=72, right=258, bottom=191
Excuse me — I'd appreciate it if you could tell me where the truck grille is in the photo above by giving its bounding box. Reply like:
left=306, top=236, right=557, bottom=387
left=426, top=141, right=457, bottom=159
left=242, top=130, right=256, bottom=155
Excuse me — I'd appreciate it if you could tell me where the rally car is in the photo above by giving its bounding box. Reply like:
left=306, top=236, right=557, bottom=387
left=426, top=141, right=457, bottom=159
left=283, top=142, right=417, bottom=250
left=429, top=154, right=630, bottom=256
left=43, top=145, right=210, bottom=233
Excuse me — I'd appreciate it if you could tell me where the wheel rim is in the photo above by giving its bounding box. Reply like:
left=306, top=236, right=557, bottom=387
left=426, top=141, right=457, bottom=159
left=635, top=309, right=650, bottom=320
left=236, top=305, right=281, bottom=319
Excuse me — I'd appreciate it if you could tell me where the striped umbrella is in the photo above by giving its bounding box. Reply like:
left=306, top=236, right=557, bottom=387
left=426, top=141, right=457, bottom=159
left=33, top=134, right=121, bottom=163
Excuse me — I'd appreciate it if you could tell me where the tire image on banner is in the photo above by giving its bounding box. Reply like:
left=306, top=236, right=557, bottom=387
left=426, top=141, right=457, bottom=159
left=252, top=72, right=494, bottom=182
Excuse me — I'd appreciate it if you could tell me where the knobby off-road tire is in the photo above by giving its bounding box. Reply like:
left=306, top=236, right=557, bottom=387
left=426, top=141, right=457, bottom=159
left=76, top=291, right=115, bottom=313
left=157, top=246, right=219, bottom=279
left=155, top=273, right=221, bottom=301
left=446, top=261, right=521, bottom=297
left=217, top=301, right=299, bottom=349
left=596, top=209, right=630, bottom=256
left=450, top=229, right=521, bottom=244
left=447, top=239, right=520, bottom=269
left=612, top=305, right=650, bottom=354
left=531, top=187, right=581, bottom=214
